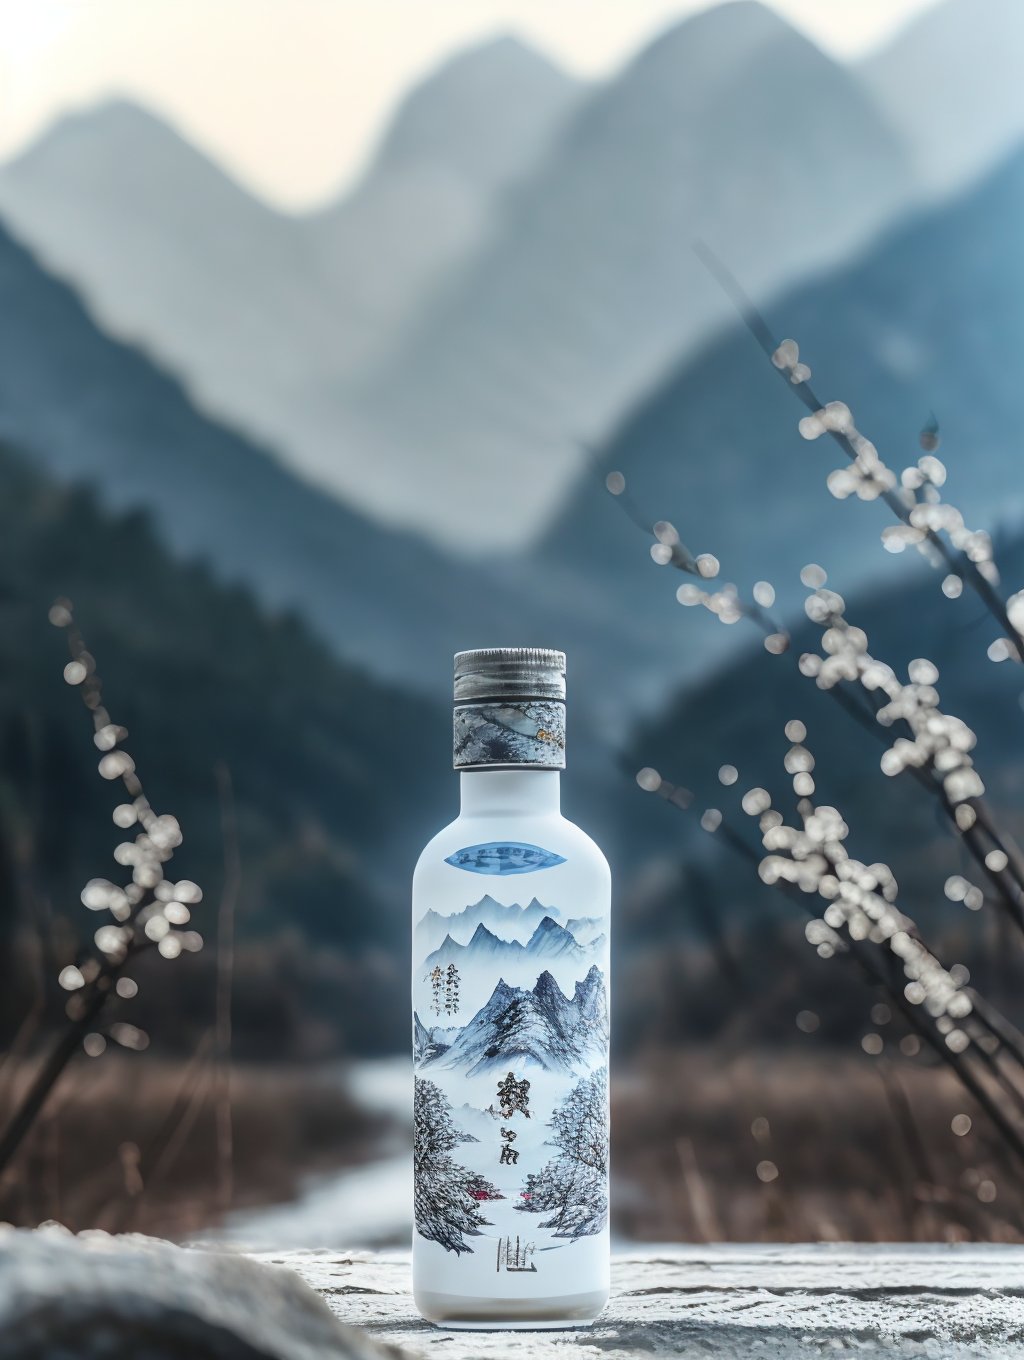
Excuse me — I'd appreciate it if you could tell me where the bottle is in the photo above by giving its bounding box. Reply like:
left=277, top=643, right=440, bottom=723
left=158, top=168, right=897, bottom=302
left=412, top=647, right=610, bottom=1329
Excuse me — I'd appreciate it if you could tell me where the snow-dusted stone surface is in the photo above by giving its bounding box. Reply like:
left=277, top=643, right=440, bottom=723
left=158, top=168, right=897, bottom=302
left=0, top=1226, right=401, bottom=1359
left=251, top=1245, right=1024, bottom=1359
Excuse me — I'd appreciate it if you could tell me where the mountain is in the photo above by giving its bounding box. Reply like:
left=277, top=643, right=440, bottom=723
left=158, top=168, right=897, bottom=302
left=348, top=0, right=914, bottom=550
left=422, top=916, right=593, bottom=975
left=0, top=215, right=591, bottom=697
left=0, top=38, right=580, bottom=518
left=0, top=433, right=451, bottom=1056
left=423, top=923, right=525, bottom=971
left=427, top=967, right=608, bottom=1075
left=536, top=143, right=1024, bottom=699
left=863, top=0, right=1024, bottom=199
left=0, top=100, right=344, bottom=451
left=524, top=915, right=589, bottom=962
left=415, top=895, right=561, bottom=956
left=307, top=35, right=581, bottom=375
left=564, top=916, right=605, bottom=946
left=414, top=1014, right=457, bottom=1065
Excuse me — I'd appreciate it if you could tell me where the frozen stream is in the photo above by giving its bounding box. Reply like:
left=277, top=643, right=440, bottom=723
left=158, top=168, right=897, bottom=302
left=219, top=1057, right=413, bottom=1249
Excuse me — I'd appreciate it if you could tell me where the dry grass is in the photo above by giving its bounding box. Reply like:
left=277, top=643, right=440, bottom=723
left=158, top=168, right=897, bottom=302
left=612, top=1046, right=1024, bottom=1243
left=0, top=1055, right=383, bottom=1239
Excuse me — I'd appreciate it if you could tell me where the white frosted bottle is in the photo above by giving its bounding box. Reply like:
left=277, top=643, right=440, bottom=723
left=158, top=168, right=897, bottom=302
left=412, top=648, right=610, bottom=1328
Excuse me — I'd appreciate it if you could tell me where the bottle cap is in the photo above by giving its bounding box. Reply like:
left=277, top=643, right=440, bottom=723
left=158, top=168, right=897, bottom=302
left=453, top=648, right=566, bottom=770
left=453, top=648, right=566, bottom=703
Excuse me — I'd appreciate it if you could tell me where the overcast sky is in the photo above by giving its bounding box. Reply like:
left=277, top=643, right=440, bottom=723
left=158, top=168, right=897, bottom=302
left=0, top=0, right=938, bottom=210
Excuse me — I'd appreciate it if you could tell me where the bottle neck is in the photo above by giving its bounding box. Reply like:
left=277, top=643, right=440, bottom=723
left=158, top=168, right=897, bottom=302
left=459, top=769, right=561, bottom=818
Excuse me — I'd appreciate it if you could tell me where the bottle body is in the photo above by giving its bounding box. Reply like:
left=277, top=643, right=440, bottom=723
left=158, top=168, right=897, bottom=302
left=412, top=770, right=610, bottom=1328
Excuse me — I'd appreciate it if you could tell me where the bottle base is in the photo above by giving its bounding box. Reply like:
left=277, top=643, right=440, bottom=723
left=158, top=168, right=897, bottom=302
left=414, top=1286, right=609, bottom=1330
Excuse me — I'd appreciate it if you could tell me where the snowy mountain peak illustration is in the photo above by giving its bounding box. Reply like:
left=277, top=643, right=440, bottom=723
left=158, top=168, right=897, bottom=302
left=415, top=894, right=562, bottom=954
left=423, top=923, right=523, bottom=972
left=574, top=964, right=609, bottom=1030
left=414, top=1011, right=456, bottom=1065
left=525, top=915, right=585, bottom=961
left=422, top=912, right=595, bottom=973
left=564, top=916, right=605, bottom=945
left=424, top=966, right=608, bottom=1076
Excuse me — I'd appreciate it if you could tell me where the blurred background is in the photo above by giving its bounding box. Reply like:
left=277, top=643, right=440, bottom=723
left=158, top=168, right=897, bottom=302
left=2, top=0, right=1024, bottom=1247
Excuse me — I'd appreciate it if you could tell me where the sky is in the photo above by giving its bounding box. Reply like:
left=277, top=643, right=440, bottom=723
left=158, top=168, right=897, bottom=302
left=0, top=0, right=939, bottom=211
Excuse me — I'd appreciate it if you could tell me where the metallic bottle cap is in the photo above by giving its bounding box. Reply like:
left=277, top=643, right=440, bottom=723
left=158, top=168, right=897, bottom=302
left=453, top=647, right=566, bottom=703
left=453, top=648, right=566, bottom=770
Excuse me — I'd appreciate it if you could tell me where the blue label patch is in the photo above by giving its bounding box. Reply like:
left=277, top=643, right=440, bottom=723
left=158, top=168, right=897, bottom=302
left=444, top=842, right=567, bottom=875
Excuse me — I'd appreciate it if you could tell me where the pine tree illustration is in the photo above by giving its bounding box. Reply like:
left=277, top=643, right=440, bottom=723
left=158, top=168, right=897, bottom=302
left=517, top=1068, right=608, bottom=1238
left=415, top=1078, right=500, bottom=1254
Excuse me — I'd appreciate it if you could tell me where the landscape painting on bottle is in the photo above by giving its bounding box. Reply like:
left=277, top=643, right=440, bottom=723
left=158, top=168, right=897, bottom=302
left=413, top=892, right=609, bottom=1266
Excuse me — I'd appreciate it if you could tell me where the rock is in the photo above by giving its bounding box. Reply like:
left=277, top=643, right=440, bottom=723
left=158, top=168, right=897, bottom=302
left=0, top=1226, right=403, bottom=1360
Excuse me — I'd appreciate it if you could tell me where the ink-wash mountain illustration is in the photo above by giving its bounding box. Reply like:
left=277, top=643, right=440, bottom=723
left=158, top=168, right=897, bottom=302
left=423, top=917, right=598, bottom=972
left=563, top=917, right=605, bottom=947
left=423, top=965, right=608, bottom=1077
left=415, top=895, right=562, bottom=956
left=414, top=1015, right=462, bottom=1066
left=419, top=910, right=607, bottom=1017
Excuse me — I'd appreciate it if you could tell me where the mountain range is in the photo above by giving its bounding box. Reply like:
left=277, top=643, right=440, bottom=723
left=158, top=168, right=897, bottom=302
left=423, top=916, right=599, bottom=972
left=0, top=36, right=580, bottom=533
left=0, top=215, right=592, bottom=694
left=415, top=895, right=562, bottom=955
left=349, top=0, right=915, bottom=548
left=419, top=965, right=608, bottom=1076
left=0, top=1, right=923, bottom=554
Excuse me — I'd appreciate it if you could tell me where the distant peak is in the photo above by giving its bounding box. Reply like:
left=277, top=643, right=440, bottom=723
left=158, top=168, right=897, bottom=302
left=630, top=0, right=800, bottom=78
left=35, top=96, right=180, bottom=148
left=534, top=915, right=562, bottom=933
left=469, top=921, right=498, bottom=942
left=434, top=29, right=567, bottom=83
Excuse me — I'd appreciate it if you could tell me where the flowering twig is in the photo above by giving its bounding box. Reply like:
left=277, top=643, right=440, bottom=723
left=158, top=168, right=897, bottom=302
left=0, top=602, right=203, bottom=1181
left=693, top=240, right=1024, bottom=659
left=797, top=584, right=1024, bottom=935
left=597, top=457, right=788, bottom=651
left=636, top=745, right=1024, bottom=1167
left=602, top=467, right=1024, bottom=943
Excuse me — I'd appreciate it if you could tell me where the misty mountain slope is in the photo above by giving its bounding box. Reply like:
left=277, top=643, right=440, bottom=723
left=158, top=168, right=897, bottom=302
left=0, top=215, right=683, bottom=884
left=0, top=39, right=580, bottom=516
left=0, top=101, right=345, bottom=440
left=863, top=0, right=1024, bottom=199
left=0, top=432, right=453, bottom=1057
left=426, top=967, right=607, bottom=1075
left=0, top=216, right=580, bottom=695
left=307, top=34, right=582, bottom=373
left=347, top=0, right=914, bottom=550
left=536, top=142, right=1024, bottom=695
